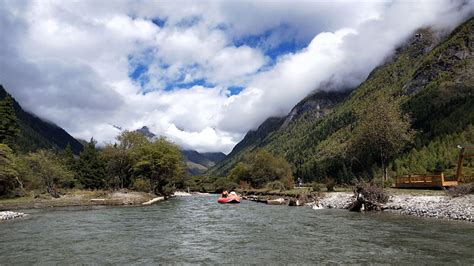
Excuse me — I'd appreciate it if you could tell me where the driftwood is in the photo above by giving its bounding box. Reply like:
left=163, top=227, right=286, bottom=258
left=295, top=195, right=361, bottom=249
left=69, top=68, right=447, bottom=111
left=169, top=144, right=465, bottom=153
left=267, top=198, right=287, bottom=205
left=142, top=196, right=165, bottom=205
left=348, top=192, right=383, bottom=212
left=348, top=183, right=388, bottom=212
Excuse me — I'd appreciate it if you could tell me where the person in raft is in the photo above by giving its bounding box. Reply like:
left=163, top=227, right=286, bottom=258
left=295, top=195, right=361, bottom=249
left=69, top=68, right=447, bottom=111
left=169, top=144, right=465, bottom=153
left=229, top=191, right=238, bottom=197
left=222, top=190, right=229, bottom=198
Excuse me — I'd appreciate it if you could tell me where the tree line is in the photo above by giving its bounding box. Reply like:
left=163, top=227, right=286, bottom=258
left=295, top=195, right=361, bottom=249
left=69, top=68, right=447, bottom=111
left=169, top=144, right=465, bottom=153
left=0, top=94, right=185, bottom=199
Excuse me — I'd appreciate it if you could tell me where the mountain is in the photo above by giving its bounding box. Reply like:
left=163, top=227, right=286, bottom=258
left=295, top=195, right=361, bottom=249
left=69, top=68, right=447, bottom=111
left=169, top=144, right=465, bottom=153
left=133, top=125, right=226, bottom=175
left=0, top=85, right=83, bottom=154
left=208, top=90, right=351, bottom=176
left=136, top=126, right=156, bottom=138
left=182, top=150, right=226, bottom=175
left=209, top=17, right=474, bottom=182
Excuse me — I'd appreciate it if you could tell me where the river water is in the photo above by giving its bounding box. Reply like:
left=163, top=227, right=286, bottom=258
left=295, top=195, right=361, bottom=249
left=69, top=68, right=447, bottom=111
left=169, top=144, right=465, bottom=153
left=1, top=195, right=473, bottom=264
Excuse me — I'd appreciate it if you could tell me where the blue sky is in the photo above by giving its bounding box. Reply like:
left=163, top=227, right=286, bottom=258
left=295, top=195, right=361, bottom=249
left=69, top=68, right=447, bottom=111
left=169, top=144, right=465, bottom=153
left=128, top=21, right=309, bottom=96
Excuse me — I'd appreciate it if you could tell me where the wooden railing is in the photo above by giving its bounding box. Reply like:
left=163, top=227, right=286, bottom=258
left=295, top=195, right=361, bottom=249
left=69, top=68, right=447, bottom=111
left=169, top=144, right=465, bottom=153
left=395, top=172, right=457, bottom=188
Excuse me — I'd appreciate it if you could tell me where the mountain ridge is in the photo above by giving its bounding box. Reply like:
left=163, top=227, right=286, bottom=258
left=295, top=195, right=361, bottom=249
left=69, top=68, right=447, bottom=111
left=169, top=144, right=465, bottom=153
left=209, top=17, right=474, bottom=181
left=0, top=85, right=83, bottom=154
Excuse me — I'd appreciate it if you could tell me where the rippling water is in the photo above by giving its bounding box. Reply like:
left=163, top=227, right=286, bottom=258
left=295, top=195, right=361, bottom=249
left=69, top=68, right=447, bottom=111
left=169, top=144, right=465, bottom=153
left=1, top=195, right=473, bottom=264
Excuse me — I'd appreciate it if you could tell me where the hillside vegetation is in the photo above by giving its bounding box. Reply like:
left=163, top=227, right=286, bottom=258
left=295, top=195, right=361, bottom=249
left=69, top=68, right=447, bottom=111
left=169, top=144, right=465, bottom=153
left=209, top=17, right=474, bottom=184
left=0, top=85, right=83, bottom=154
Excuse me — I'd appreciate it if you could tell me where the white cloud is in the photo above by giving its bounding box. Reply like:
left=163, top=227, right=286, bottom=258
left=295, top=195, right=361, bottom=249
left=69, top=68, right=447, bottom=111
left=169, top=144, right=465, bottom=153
left=0, top=0, right=472, bottom=154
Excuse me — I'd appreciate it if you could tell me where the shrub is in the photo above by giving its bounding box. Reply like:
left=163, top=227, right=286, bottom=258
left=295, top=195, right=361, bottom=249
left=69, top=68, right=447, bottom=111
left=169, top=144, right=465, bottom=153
left=0, top=144, right=25, bottom=198
left=384, top=178, right=394, bottom=188
left=353, top=179, right=389, bottom=204
left=311, top=182, right=322, bottom=192
left=445, top=183, right=474, bottom=197
left=266, top=180, right=286, bottom=191
left=22, top=150, right=74, bottom=197
left=212, top=177, right=238, bottom=193
left=239, top=180, right=251, bottom=189
left=132, top=178, right=150, bottom=192
left=227, top=150, right=294, bottom=189
left=325, top=178, right=336, bottom=192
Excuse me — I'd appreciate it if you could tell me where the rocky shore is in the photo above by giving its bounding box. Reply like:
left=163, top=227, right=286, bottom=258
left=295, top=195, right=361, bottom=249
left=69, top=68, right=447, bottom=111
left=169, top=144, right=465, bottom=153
left=0, top=211, right=27, bottom=221
left=384, top=194, right=473, bottom=222
left=243, top=191, right=473, bottom=222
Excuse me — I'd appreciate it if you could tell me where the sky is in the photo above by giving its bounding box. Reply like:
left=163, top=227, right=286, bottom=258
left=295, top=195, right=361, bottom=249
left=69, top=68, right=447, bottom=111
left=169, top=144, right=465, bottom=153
left=0, top=0, right=472, bottom=154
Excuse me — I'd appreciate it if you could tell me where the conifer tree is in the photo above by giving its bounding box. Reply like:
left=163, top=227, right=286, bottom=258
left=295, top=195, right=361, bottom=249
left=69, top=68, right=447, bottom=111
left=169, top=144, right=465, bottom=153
left=0, top=94, right=19, bottom=149
left=61, top=143, right=76, bottom=171
left=77, top=138, right=106, bottom=189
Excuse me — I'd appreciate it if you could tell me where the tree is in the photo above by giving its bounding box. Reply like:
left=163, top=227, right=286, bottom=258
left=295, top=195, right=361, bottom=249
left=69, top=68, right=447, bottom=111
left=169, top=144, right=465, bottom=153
left=101, top=144, right=131, bottom=189
left=77, top=138, right=107, bottom=189
left=116, top=130, right=149, bottom=150
left=130, top=137, right=184, bottom=197
left=228, top=150, right=294, bottom=189
left=101, top=131, right=149, bottom=189
left=0, top=144, right=24, bottom=198
left=61, top=143, right=76, bottom=171
left=350, top=93, right=415, bottom=183
left=25, top=150, right=74, bottom=197
left=0, top=94, right=20, bottom=149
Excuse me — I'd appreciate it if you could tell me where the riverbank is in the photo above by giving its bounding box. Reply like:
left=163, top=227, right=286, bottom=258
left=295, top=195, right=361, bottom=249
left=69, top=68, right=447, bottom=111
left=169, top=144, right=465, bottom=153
left=2, top=189, right=472, bottom=222
left=0, top=190, right=156, bottom=211
left=0, top=190, right=213, bottom=221
left=240, top=189, right=473, bottom=222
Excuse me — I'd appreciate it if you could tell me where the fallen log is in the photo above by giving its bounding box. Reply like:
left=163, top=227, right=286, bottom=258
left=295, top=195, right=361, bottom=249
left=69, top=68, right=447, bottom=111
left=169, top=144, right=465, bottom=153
left=142, top=197, right=165, bottom=205
left=267, top=198, right=287, bottom=205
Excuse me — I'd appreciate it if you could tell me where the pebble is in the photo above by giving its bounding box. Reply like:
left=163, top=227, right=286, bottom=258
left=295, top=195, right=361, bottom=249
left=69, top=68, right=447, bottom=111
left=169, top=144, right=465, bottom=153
left=0, top=211, right=27, bottom=221
left=315, top=193, right=473, bottom=222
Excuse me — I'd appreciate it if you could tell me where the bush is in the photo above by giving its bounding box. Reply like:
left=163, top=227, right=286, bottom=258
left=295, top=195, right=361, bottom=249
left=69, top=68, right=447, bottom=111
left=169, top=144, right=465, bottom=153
left=311, top=182, right=323, bottom=192
left=266, top=180, right=286, bottom=191
left=19, top=150, right=74, bottom=197
left=132, top=178, right=150, bottom=192
left=445, top=183, right=474, bottom=197
left=384, top=178, right=394, bottom=188
left=325, top=178, right=336, bottom=192
left=239, top=180, right=251, bottom=189
left=227, top=150, right=294, bottom=189
left=212, top=177, right=238, bottom=193
left=353, top=179, right=389, bottom=204
left=0, top=144, right=25, bottom=198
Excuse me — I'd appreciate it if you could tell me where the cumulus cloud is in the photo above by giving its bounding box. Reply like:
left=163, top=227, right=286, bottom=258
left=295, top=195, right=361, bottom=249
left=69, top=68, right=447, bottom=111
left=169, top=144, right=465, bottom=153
left=0, top=0, right=472, bottom=153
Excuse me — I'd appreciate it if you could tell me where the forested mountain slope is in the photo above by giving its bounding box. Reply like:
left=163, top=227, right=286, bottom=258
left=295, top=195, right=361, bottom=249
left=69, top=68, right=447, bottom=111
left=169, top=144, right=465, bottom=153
left=209, top=17, right=474, bottom=182
left=182, top=150, right=226, bottom=175
left=0, top=85, right=83, bottom=154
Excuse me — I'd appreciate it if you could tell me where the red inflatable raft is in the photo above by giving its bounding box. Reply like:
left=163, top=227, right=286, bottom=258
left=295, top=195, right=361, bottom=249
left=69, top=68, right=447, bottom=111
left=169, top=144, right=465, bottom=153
left=218, top=196, right=241, bottom=204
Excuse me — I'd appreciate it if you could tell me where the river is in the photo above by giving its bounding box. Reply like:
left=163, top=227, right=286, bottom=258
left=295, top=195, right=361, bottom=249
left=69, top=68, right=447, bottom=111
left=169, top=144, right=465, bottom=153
left=1, top=195, right=473, bottom=264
